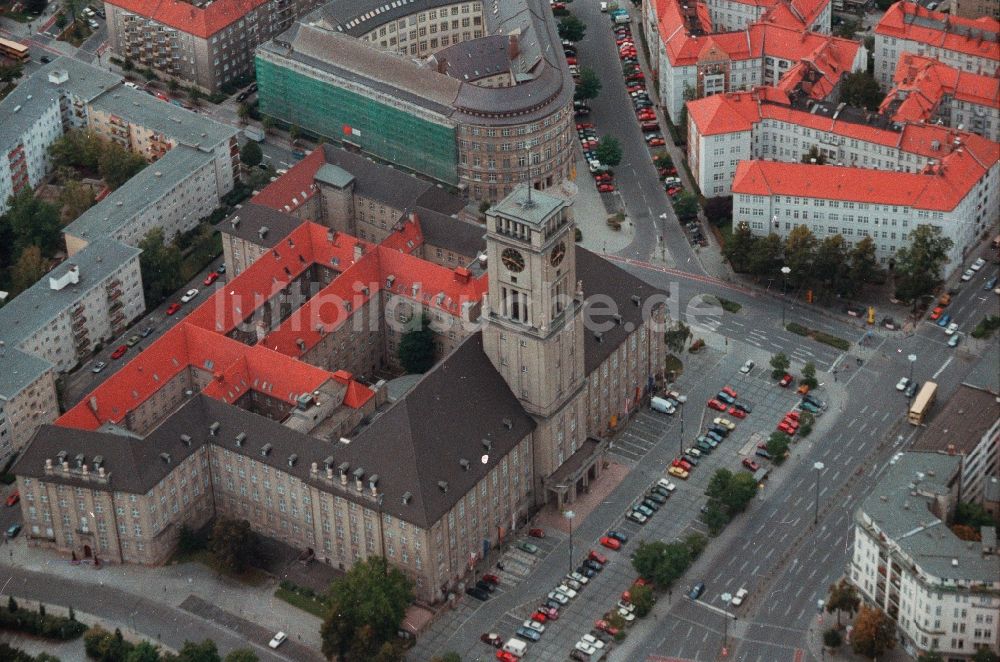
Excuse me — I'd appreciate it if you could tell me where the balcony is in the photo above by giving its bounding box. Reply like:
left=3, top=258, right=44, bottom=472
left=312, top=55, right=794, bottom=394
left=71, top=305, right=86, bottom=320
left=106, top=285, right=122, bottom=300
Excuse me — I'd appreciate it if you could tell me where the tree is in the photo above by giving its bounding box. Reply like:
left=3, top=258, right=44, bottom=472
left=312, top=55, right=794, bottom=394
left=840, top=72, right=883, bottom=111
left=894, top=225, right=954, bottom=303
left=701, top=500, right=730, bottom=535
left=630, top=540, right=692, bottom=587
left=261, top=116, right=276, bottom=134
left=663, top=321, right=692, bottom=354
left=574, top=67, right=602, bottom=101
left=99, top=140, right=147, bottom=190
left=917, top=651, right=945, bottom=662
left=11, top=246, right=48, bottom=294
left=826, top=579, right=861, bottom=626
left=167, top=78, right=180, bottom=93
left=955, top=501, right=994, bottom=528
left=55, top=13, right=68, bottom=29
left=49, top=129, right=103, bottom=171
left=0, top=62, right=24, bottom=84
left=724, top=223, right=757, bottom=272
left=683, top=532, right=708, bottom=558
left=3, top=190, right=62, bottom=257
left=8, top=596, right=18, bottom=612
left=672, top=191, right=699, bottom=221
left=236, top=103, right=250, bottom=123
left=801, top=361, right=817, bottom=389
left=704, top=196, right=732, bottom=227
left=398, top=316, right=436, bottom=373
left=209, top=518, right=258, bottom=574
left=769, top=352, right=790, bottom=379
left=720, top=472, right=758, bottom=515
left=851, top=605, right=896, bottom=659
left=138, top=228, right=184, bottom=306
left=126, top=641, right=163, bottom=662
left=558, top=15, right=586, bottom=42
left=784, top=225, right=816, bottom=289
left=747, top=233, right=783, bottom=276
left=813, top=235, right=850, bottom=296
left=766, top=432, right=790, bottom=465
left=188, top=88, right=204, bottom=106
left=848, top=236, right=882, bottom=289
left=631, top=540, right=670, bottom=581
left=223, top=650, right=259, bottom=662
left=59, top=179, right=95, bottom=220
left=321, top=556, right=414, bottom=661
left=973, top=649, right=1000, bottom=662
left=802, top=145, right=827, bottom=165
left=240, top=141, right=263, bottom=168
left=24, top=0, right=48, bottom=13
left=823, top=628, right=843, bottom=649
left=629, top=583, right=655, bottom=617
left=430, top=654, right=461, bottom=662
left=594, top=136, right=622, bottom=167
left=289, top=124, right=301, bottom=141
left=174, top=639, right=222, bottom=662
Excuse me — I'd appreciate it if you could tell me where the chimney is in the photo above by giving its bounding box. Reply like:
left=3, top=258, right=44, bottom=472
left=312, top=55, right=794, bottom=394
left=260, top=443, right=272, bottom=457
left=311, top=461, right=318, bottom=476
left=258, top=226, right=269, bottom=239
left=89, top=397, right=99, bottom=414
left=98, top=466, right=106, bottom=478
left=180, top=434, right=192, bottom=447
left=438, top=480, right=448, bottom=493
left=482, top=439, right=492, bottom=451
left=160, top=452, right=172, bottom=464
left=353, top=467, right=365, bottom=492
left=209, top=421, right=220, bottom=436
left=402, top=491, right=412, bottom=505
left=339, top=462, right=350, bottom=486
left=460, top=458, right=470, bottom=471
left=45, top=458, right=53, bottom=470
left=354, top=243, right=364, bottom=262
left=235, top=432, right=246, bottom=447
left=75, top=453, right=85, bottom=469
left=287, top=454, right=298, bottom=467
left=368, top=474, right=379, bottom=496
left=502, top=418, right=513, bottom=430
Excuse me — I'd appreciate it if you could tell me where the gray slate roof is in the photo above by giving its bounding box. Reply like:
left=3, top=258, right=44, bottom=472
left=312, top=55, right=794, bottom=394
left=858, top=452, right=998, bottom=584
left=415, top=207, right=484, bottom=259
left=218, top=203, right=304, bottom=249
left=0, top=349, right=52, bottom=402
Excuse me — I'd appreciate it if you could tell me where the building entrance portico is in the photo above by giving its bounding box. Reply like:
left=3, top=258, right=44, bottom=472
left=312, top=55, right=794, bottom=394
left=543, top=438, right=605, bottom=510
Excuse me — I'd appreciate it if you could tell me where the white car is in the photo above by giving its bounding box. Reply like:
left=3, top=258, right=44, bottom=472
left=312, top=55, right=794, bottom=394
left=945, top=321, right=959, bottom=335
left=895, top=377, right=911, bottom=391
left=971, top=257, right=986, bottom=271
left=739, top=359, right=755, bottom=374
left=713, top=417, right=736, bottom=431
left=961, top=269, right=975, bottom=281
left=656, top=478, right=677, bottom=492
left=547, top=591, right=569, bottom=605
left=564, top=578, right=582, bottom=591
left=180, top=288, right=199, bottom=303
left=575, top=641, right=598, bottom=655
left=600, top=1, right=609, bottom=11
left=686, top=447, right=702, bottom=458
left=555, top=584, right=578, bottom=599
left=626, top=510, right=647, bottom=524
left=581, top=633, right=605, bottom=650
left=617, top=607, right=636, bottom=622
left=268, top=632, right=287, bottom=649
left=523, top=619, right=545, bottom=633
left=731, top=588, right=749, bottom=607
left=617, top=600, right=636, bottom=613
left=569, top=571, right=590, bottom=585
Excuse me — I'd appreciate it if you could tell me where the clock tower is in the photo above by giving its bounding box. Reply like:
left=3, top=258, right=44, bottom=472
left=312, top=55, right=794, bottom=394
left=482, top=186, right=587, bottom=500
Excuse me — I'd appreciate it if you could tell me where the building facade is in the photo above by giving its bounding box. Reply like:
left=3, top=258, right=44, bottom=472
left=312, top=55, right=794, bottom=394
left=104, top=0, right=322, bottom=93
left=873, top=2, right=999, bottom=89
left=0, top=363, right=58, bottom=467
left=851, top=453, right=1000, bottom=660
left=952, top=0, right=1000, bottom=21
left=255, top=0, right=575, bottom=201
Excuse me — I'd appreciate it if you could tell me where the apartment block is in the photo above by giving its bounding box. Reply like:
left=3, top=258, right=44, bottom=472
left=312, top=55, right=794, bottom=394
left=104, top=0, right=322, bottom=93
left=851, top=452, right=999, bottom=660
left=0, top=358, right=58, bottom=467
left=952, top=0, right=1000, bottom=21
left=873, top=2, right=999, bottom=89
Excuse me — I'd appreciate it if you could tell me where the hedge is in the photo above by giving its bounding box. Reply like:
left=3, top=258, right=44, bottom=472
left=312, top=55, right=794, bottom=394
left=785, top=323, right=851, bottom=350
left=0, top=603, right=86, bottom=640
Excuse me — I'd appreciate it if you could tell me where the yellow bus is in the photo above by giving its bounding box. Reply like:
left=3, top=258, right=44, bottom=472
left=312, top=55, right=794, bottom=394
left=0, top=38, right=30, bottom=62
left=908, top=381, right=938, bottom=425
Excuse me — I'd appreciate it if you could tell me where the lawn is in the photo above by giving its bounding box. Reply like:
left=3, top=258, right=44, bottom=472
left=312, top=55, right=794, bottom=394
left=275, top=587, right=329, bottom=618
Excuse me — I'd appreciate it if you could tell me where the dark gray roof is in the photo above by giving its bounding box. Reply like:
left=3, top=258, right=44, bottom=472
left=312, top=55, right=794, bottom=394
left=16, top=335, right=534, bottom=529
left=435, top=36, right=512, bottom=83
left=317, top=0, right=460, bottom=38
left=576, top=247, right=666, bottom=374
left=321, top=146, right=437, bottom=210
left=914, top=385, right=1000, bottom=456
left=218, top=204, right=304, bottom=248
left=415, top=207, right=484, bottom=258
left=414, top=184, right=467, bottom=217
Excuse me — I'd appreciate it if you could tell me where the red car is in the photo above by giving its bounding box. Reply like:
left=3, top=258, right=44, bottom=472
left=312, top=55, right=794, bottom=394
left=785, top=411, right=800, bottom=422
left=659, top=167, right=677, bottom=177
left=595, top=619, right=620, bottom=636
left=647, top=137, right=666, bottom=146
left=641, top=122, right=659, bottom=131
left=778, top=373, right=793, bottom=387
left=777, top=421, right=797, bottom=435
left=576, top=122, right=594, bottom=129
left=674, top=457, right=693, bottom=471
left=722, top=386, right=738, bottom=398
left=637, top=112, right=656, bottom=121
left=598, top=184, right=615, bottom=193
left=626, top=73, right=645, bottom=81
left=594, top=173, right=613, bottom=182
left=529, top=528, right=546, bottom=538
left=707, top=399, right=726, bottom=411
left=742, top=458, right=760, bottom=472
left=781, top=417, right=799, bottom=430
left=929, top=306, right=943, bottom=320
left=166, top=302, right=182, bottom=315
left=5, top=491, right=19, bottom=507
left=203, top=272, right=219, bottom=286
left=600, top=535, right=621, bottom=550
left=482, top=573, right=500, bottom=585
left=588, top=549, right=608, bottom=564
left=497, top=651, right=518, bottom=662
left=481, top=633, right=503, bottom=648
left=566, top=56, right=577, bottom=65
left=110, top=344, right=128, bottom=360
left=531, top=611, right=548, bottom=623
left=537, top=606, right=559, bottom=620
left=728, top=406, right=746, bottom=419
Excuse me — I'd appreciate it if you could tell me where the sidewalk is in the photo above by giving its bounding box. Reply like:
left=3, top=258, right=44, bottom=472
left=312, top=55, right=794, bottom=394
left=3, top=537, right=324, bottom=652
left=570, top=156, right=634, bottom=256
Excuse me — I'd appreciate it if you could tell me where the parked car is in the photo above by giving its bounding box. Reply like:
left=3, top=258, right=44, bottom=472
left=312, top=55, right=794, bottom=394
left=547, top=591, right=569, bottom=605
left=6, top=491, right=19, bottom=507
left=91, top=361, right=108, bottom=373
left=166, top=302, right=182, bottom=315
left=778, top=373, right=793, bottom=387
left=6, top=523, right=21, bottom=539
left=125, top=334, right=141, bottom=347
left=713, top=417, right=736, bottom=430
left=515, top=626, right=540, bottom=642
left=728, top=406, right=746, bottom=419
left=948, top=333, right=961, bottom=348
left=466, top=586, right=490, bottom=601
left=607, top=530, right=629, bottom=544
left=481, top=633, right=503, bottom=648
left=896, top=377, right=911, bottom=391
left=268, top=632, right=287, bottom=649
left=742, top=458, right=760, bottom=472
left=110, top=344, right=128, bottom=360
left=929, top=306, right=944, bottom=320
left=707, top=399, right=726, bottom=411
left=626, top=510, right=648, bottom=524
left=518, top=541, right=539, bottom=554
left=529, top=527, right=546, bottom=538
left=739, top=359, right=755, bottom=374
left=203, top=272, right=220, bottom=286
left=688, top=581, right=706, bottom=600
left=181, top=289, right=200, bottom=304
left=961, top=269, right=975, bottom=281
left=731, top=588, right=749, bottom=606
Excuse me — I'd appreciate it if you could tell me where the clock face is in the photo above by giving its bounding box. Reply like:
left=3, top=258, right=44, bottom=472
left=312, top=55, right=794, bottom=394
left=550, top=241, right=566, bottom=267
left=501, top=248, right=525, bottom=273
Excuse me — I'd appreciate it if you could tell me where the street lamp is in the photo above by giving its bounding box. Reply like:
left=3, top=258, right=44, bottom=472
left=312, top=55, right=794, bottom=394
left=720, top=593, right=732, bottom=652
left=780, top=266, right=792, bottom=327
left=907, top=353, right=917, bottom=389
left=813, top=461, right=825, bottom=524
left=678, top=400, right=685, bottom=456
left=564, top=510, right=575, bottom=576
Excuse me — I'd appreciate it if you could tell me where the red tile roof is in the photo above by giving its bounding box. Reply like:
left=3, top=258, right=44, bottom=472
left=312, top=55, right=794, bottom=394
left=874, top=2, right=1000, bottom=65
left=250, top=148, right=326, bottom=212
left=106, top=0, right=269, bottom=40
left=882, top=53, right=1000, bottom=124
left=731, top=153, right=990, bottom=210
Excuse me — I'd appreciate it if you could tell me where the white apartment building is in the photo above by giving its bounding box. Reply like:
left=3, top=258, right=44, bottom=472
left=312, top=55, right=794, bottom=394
left=851, top=453, right=1000, bottom=660
left=731, top=156, right=995, bottom=273
left=0, top=359, right=58, bottom=467
left=873, top=2, right=1000, bottom=89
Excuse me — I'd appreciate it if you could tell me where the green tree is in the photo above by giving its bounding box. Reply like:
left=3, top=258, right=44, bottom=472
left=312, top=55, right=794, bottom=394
left=398, top=316, right=436, bottom=373
left=236, top=103, right=250, bottom=123
left=917, top=651, right=945, bottom=662
left=126, top=641, right=163, bottom=662
left=840, top=71, right=883, bottom=111
left=24, top=0, right=48, bottom=13
left=704, top=196, right=732, bottom=227
left=574, top=67, right=602, bottom=101
left=240, top=141, right=263, bottom=168
left=321, top=556, right=414, bottom=662
left=558, top=15, right=586, bottom=42
left=3, top=190, right=62, bottom=257
left=209, top=518, right=258, bottom=574
left=683, top=532, right=708, bottom=558
left=705, top=468, right=734, bottom=501
left=173, top=639, right=222, bottom=662
left=955, top=502, right=994, bottom=528
left=167, top=78, right=180, bottom=93
left=813, top=235, right=850, bottom=296
left=48, top=129, right=103, bottom=171
left=766, top=432, right=790, bottom=465
left=848, top=236, right=882, bottom=289
left=0, top=62, right=24, bottom=83
left=672, top=191, right=699, bottom=221
left=748, top=233, right=783, bottom=276
left=724, top=223, right=757, bottom=273
left=631, top=540, right=669, bottom=581
left=701, top=500, right=730, bottom=535
left=59, top=179, right=95, bottom=220
left=223, top=650, right=258, bottom=662
left=8, top=596, right=18, bottom=612
left=801, top=361, right=817, bottom=389
left=851, top=605, right=896, bottom=659
left=784, top=225, right=816, bottom=289
left=894, top=225, right=954, bottom=303
left=720, top=472, right=757, bottom=515
left=594, top=136, right=622, bottom=167
left=663, top=320, right=692, bottom=354
left=188, top=88, right=204, bottom=106
left=55, top=13, right=68, bottom=29
left=629, top=583, right=655, bottom=617
left=11, top=246, right=48, bottom=294
left=289, top=124, right=301, bottom=141
left=99, top=141, right=147, bottom=190
left=973, top=649, right=1000, bottom=662
left=261, top=116, right=276, bottom=134
left=430, top=654, right=461, bottom=662
left=769, top=352, right=790, bottom=379
left=823, top=628, right=843, bottom=649
left=138, top=228, right=184, bottom=306
left=826, top=578, right=861, bottom=626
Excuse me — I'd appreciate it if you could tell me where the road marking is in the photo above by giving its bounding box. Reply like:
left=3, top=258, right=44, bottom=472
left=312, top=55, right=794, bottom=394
left=857, top=422, right=867, bottom=435
left=882, top=411, right=891, bottom=422
left=764, top=548, right=774, bottom=560
left=932, top=357, right=953, bottom=379
left=752, top=563, right=760, bottom=575
left=846, top=418, right=856, bottom=428
left=731, top=320, right=745, bottom=327
left=860, top=405, right=869, bottom=415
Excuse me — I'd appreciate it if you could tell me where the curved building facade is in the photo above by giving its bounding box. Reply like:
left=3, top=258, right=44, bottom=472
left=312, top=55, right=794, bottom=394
left=255, top=0, right=574, bottom=202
